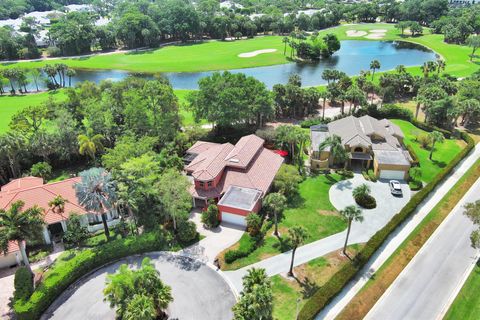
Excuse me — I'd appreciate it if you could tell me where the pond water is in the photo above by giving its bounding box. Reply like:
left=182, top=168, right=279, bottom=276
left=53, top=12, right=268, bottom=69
left=22, top=40, right=437, bottom=91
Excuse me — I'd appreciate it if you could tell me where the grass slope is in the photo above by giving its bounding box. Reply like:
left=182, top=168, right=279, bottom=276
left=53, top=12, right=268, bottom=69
left=2, top=24, right=477, bottom=77
left=221, top=174, right=347, bottom=270
left=444, top=262, right=480, bottom=320
left=391, top=119, right=465, bottom=183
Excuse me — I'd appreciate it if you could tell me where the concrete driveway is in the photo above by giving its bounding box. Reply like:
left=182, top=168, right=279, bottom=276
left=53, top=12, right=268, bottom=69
left=42, top=252, right=236, bottom=320
left=329, top=174, right=411, bottom=236
left=183, top=210, right=244, bottom=263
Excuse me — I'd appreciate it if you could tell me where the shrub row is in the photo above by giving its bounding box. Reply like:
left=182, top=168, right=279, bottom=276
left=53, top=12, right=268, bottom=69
left=299, top=131, right=474, bottom=320
left=406, top=144, right=420, bottom=166
left=224, top=235, right=257, bottom=263
left=14, top=231, right=168, bottom=320
left=355, top=194, right=377, bottom=209
left=14, top=267, right=34, bottom=301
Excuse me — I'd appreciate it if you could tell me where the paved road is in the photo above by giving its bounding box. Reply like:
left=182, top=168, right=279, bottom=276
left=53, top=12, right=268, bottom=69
left=42, top=252, right=236, bottom=320
left=365, top=176, right=480, bottom=320
left=225, top=175, right=411, bottom=292
left=317, top=144, right=480, bottom=319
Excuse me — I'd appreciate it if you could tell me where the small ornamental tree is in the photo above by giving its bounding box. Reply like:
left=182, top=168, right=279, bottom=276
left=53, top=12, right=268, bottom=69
left=29, top=161, right=52, bottom=180
left=463, top=201, right=480, bottom=249
left=201, top=202, right=220, bottom=228
left=177, top=220, right=198, bottom=243
left=13, top=266, right=34, bottom=301
left=63, top=213, right=89, bottom=247
left=263, top=192, right=286, bottom=237
left=429, top=131, right=445, bottom=160
left=246, top=212, right=262, bottom=237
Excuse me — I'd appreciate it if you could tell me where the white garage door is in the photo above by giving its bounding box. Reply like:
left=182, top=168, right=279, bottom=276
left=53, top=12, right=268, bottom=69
left=379, top=169, right=406, bottom=180
left=0, top=253, right=20, bottom=269
left=221, top=212, right=247, bottom=227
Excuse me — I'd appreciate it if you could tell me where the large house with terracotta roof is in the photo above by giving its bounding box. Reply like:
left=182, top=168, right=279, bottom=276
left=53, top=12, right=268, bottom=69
left=184, top=134, right=284, bottom=227
left=0, top=177, right=119, bottom=268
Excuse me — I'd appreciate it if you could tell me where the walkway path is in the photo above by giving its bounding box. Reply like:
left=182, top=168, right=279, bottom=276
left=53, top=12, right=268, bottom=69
left=224, top=175, right=411, bottom=292
left=365, top=176, right=480, bottom=320
left=316, top=144, right=480, bottom=319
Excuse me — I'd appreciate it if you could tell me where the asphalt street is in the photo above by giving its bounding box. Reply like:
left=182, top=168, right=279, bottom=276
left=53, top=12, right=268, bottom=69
left=365, top=176, right=480, bottom=320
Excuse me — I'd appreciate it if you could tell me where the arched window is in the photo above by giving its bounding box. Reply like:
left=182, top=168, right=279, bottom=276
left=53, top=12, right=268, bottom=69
left=354, top=147, right=363, bottom=153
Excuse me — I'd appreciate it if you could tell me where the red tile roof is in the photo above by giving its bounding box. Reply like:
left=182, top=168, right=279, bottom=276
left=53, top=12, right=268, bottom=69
left=0, top=241, right=20, bottom=256
left=0, top=176, right=87, bottom=225
left=188, top=135, right=284, bottom=199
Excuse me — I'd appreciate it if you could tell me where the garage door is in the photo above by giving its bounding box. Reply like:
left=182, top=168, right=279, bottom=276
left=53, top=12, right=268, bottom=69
left=0, top=253, right=20, bottom=269
left=221, top=212, right=247, bottom=227
left=379, top=169, right=406, bottom=180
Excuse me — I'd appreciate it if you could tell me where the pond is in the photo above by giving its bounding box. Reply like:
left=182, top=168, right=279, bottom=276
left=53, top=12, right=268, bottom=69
left=22, top=40, right=437, bottom=91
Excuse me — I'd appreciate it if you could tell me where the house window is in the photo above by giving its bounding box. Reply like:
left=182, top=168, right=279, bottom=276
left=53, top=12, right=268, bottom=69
left=207, top=181, right=213, bottom=187
left=354, top=147, right=363, bottom=153
left=199, top=182, right=205, bottom=188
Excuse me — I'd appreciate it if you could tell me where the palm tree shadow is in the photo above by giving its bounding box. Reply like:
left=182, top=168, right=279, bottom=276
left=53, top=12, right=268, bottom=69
left=293, top=276, right=320, bottom=299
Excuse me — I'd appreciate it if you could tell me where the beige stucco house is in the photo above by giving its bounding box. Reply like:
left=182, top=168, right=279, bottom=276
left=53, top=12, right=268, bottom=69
left=310, top=115, right=412, bottom=179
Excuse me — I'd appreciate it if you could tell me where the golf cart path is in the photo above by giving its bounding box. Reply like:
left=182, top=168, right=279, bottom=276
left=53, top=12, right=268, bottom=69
left=317, top=144, right=480, bottom=319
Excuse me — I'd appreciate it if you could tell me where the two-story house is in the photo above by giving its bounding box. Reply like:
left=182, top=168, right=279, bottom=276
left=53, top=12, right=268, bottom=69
left=184, top=134, right=284, bottom=227
left=310, top=115, right=412, bottom=180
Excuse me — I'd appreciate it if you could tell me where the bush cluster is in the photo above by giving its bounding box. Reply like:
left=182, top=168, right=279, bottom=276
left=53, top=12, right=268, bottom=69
left=336, top=169, right=354, bottom=179
left=224, top=236, right=257, bottom=264
left=14, top=267, right=34, bottom=302
left=177, top=220, right=198, bottom=244
left=406, top=144, right=420, bottom=166
left=300, top=117, right=331, bottom=128
left=299, top=130, right=474, bottom=320
left=354, top=194, right=377, bottom=209
left=362, top=104, right=414, bottom=122
left=14, top=231, right=168, bottom=320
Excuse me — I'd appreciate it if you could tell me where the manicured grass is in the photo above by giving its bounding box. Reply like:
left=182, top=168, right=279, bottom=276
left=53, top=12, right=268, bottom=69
left=444, top=262, right=480, bottom=320
left=391, top=119, right=465, bottom=183
left=2, top=23, right=477, bottom=77
left=0, top=91, right=67, bottom=133
left=337, top=156, right=480, bottom=320
left=272, top=245, right=362, bottom=320
left=220, top=173, right=347, bottom=270
left=0, top=89, right=197, bottom=133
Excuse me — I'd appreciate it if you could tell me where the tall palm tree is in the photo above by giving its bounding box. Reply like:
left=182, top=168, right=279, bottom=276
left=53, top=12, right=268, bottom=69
left=0, top=200, right=44, bottom=272
left=436, top=59, right=446, bottom=75
left=318, top=134, right=348, bottom=168
left=75, top=168, right=117, bottom=239
left=395, top=65, right=406, bottom=74
left=429, top=131, right=445, bottom=160
left=66, top=68, right=76, bottom=87
left=263, top=192, right=287, bottom=237
left=319, top=90, right=328, bottom=120
left=369, top=60, right=380, bottom=80
left=340, top=205, right=363, bottom=255
left=287, top=226, right=308, bottom=277
left=282, top=36, right=289, bottom=55
left=78, top=129, right=104, bottom=161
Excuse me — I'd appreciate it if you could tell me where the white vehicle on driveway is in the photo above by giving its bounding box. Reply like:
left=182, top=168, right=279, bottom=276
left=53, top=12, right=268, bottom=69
left=389, top=180, right=403, bottom=196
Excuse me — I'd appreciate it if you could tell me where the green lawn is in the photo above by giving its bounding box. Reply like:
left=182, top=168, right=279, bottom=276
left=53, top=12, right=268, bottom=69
left=391, top=119, right=465, bottom=183
left=2, top=23, right=477, bottom=77
left=271, top=244, right=362, bottom=320
left=221, top=173, right=347, bottom=270
left=0, top=91, right=67, bottom=133
left=0, top=89, right=197, bottom=133
left=444, top=262, right=480, bottom=320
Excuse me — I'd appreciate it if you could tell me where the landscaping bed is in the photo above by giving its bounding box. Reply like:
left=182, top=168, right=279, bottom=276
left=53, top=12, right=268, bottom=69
left=219, top=173, right=348, bottom=271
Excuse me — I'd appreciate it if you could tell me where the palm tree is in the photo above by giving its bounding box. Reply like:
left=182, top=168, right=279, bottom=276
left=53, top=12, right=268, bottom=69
left=43, top=64, right=59, bottom=87
left=369, top=60, right=380, bottom=80
left=0, top=200, right=44, bottom=272
left=29, top=69, right=42, bottom=92
left=124, top=294, right=157, bottom=320
left=78, top=129, right=104, bottom=161
left=242, top=268, right=270, bottom=293
left=340, top=205, right=363, bottom=255
left=318, top=134, right=348, bottom=168
left=66, top=68, right=76, bottom=87
left=3, top=68, right=18, bottom=94
left=282, top=36, right=289, bottom=55
left=48, top=195, right=68, bottom=219
left=436, top=59, right=446, bottom=75
left=319, top=90, right=328, bottom=120
left=429, top=131, right=445, bottom=160
left=352, top=184, right=371, bottom=200
left=345, top=84, right=366, bottom=114
left=395, top=65, right=406, bottom=74
left=74, top=168, right=117, bottom=239
left=263, top=192, right=287, bottom=237
left=287, top=226, right=308, bottom=277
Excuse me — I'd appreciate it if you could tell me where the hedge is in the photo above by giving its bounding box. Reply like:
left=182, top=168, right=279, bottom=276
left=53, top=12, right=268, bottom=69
left=298, top=130, right=474, bottom=320
left=14, top=267, right=34, bottom=301
left=224, top=235, right=256, bottom=263
left=406, top=144, right=420, bottom=166
left=14, top=231, right=168, bottom=320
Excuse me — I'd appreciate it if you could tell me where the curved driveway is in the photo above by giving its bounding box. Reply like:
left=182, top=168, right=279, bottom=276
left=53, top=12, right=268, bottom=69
left=41, top=252, right=236, bottom=320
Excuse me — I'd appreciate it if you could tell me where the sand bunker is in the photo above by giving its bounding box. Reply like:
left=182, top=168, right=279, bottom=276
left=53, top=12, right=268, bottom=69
left=346, top=30, right=368, bottom=37
left=365, top=33, right=386, bottom=39
left=370, top=29, right=388, bottom=33
left=238, top=49, right=277, bottom=58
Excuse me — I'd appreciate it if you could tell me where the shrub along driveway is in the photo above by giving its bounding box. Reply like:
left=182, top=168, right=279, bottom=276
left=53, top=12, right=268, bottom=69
left=41, top=252, right=236, bottom=320
left=329, top=174, right=411, bottom=236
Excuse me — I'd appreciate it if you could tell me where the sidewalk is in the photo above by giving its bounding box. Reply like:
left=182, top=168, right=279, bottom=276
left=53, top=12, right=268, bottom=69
left=316, top=144, right=480, bottom=319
